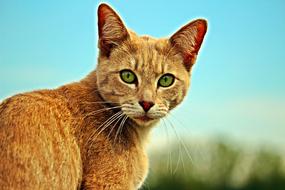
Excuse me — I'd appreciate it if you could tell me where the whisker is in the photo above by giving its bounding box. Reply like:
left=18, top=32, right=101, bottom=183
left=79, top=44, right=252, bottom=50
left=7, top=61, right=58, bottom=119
left=165, top=117, right=194, bottom=165
left=162, top=118, right=173, bottom=175
left=106, top=113, right=125, bottom=140
left=81, top=100, right=120, bottom=105
left=167, top=112, right=205, bottom=168
left=119, top=116, right=129, bottom=144
left=93, top=111, right=124, bottom=139
left=85, top=111, right=123, bottom=147
left=166, top=115, right=187, bottom=175
left=83, top=105, right=123, bottom=119
left=181, top=145, right=186, bottom=174
left=114, top=115, right=128, bottom=144
left=173, top=138, right=185, bottom=175
left=168, top=112, right=194, bottom=136
left=87, top=112, right=123, bottom=149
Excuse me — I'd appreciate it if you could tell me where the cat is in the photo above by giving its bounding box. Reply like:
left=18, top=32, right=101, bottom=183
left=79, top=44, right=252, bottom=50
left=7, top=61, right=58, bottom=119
left=0, top=3, right=207, bottom=190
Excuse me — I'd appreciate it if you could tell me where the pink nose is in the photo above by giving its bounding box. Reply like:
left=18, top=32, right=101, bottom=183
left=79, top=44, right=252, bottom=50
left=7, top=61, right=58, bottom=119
left=139, top=101, right=154, bottom=112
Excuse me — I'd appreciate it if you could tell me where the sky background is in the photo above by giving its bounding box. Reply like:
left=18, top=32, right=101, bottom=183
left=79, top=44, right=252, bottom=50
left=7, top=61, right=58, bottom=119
left=0, top=0, right=284, bottom=150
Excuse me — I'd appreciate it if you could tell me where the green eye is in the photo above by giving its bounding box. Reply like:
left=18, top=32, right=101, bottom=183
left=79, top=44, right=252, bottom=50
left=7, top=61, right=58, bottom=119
left=120, top=70, right=137, bottom=84
left=158, top=74, right=175, bottom=87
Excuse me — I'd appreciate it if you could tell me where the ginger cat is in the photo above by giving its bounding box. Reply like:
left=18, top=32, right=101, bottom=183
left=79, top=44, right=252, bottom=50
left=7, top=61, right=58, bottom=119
left=0, top=3, right=207, bottom=190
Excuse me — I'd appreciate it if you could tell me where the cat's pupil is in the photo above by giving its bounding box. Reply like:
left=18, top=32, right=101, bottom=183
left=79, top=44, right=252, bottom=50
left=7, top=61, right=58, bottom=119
left=127, top=73, right=130, bottom=78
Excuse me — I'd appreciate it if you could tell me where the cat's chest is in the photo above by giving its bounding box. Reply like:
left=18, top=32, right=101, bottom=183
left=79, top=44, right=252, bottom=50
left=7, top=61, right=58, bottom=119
left=83, top=137, right=149, bottom=189
left=128, top=146, right=149, bottom=189
left=111, top=143, right=149, bottom=189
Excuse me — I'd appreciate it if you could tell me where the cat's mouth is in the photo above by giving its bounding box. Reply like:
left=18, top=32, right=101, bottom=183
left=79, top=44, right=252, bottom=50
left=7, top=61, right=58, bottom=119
left=131, top=115, right=160, bottom=126
left=134, top=115, right=153, bottom=122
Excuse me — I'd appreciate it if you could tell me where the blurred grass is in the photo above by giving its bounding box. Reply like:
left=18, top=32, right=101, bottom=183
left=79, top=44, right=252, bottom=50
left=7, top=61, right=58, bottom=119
left=142, top=140, right=285, bottom=190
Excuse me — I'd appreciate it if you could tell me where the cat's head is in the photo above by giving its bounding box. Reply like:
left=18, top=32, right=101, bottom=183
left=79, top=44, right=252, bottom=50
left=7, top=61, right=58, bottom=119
left=96, top=4, right=207, bottom=126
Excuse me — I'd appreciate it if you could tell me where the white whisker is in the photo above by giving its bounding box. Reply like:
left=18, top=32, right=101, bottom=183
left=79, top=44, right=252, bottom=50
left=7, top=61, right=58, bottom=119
left=94, top=111, right=124, bottom=139
left=165, top=117, right=194, bottom=165
left=107, top=113, right=125, bottom=140
left=81, top=101, right=119, bottom=105
left=85, top=111, right=123, bottom=147
left=162, top=118, right=173, bottom=175
left=83, top=105, right=123, bottom=119
left=114, top=115, right=128, bottom=144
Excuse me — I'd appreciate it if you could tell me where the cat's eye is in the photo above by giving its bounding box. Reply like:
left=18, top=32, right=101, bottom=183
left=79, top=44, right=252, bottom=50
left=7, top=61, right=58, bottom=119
left=158, top=74, right=175, bottom=87
left=120, top=70, right=137, bottom=84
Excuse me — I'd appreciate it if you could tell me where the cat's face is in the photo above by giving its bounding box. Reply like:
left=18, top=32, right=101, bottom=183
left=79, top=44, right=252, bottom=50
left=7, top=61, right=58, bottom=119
left=96, top=4, right=207, bottom=126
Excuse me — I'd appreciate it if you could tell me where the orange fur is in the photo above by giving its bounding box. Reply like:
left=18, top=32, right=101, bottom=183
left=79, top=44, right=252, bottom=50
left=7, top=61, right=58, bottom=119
left=0, top=3, right=207, bottom=190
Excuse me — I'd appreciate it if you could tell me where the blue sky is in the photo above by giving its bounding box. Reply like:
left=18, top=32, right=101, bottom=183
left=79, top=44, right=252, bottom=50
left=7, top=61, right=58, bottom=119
left=0, top=0, right=285, bottom=148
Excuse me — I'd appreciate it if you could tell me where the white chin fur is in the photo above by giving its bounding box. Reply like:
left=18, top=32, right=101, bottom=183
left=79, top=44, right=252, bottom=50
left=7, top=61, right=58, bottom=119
left=132, top=117, right=159, bottom=127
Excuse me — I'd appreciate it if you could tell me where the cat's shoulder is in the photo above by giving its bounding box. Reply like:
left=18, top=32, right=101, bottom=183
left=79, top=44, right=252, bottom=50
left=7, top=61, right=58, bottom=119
left=0, top=89, right=71, bottom=127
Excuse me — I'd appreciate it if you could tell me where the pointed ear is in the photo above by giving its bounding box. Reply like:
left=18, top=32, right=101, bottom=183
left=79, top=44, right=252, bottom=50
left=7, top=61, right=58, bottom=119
left=170, top=19, right=207, bottom=71
left=98, top=4, right=129, bottom=57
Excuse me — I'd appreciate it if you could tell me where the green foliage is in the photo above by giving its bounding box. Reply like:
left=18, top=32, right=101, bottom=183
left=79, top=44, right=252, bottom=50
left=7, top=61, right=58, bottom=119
left=142, top=141, right=285, bottom=190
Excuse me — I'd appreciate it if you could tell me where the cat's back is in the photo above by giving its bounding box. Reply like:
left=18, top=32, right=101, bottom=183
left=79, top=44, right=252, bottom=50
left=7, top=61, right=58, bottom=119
left=0, top=89, right=82, bottom=190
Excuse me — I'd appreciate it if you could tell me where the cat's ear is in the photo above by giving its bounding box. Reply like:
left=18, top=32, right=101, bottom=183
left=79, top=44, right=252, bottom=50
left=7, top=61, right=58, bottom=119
left=97, top=4, right=129, bottom=57
left=170, top=19, right=207, bottom=71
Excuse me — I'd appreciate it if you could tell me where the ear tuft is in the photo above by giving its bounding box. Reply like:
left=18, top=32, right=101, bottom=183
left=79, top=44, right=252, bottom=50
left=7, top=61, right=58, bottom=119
left=170, top=19, right=207, bottom=71
left=98, top=3, right=129, bottom=57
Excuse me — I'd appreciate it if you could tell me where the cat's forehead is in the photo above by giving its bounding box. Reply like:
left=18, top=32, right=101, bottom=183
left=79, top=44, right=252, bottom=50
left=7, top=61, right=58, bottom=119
left=109, top=31, right=185, bottom=78
left=129, top=31, right=169, bottom=54
left=124, top=38, right=167, bottom=72
left=122, top=39, right=182, bottom=79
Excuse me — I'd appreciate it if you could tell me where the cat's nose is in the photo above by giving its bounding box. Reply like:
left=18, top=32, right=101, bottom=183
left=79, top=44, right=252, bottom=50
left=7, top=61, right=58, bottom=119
left=139, top=101, right=154, bottom=112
